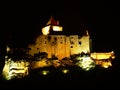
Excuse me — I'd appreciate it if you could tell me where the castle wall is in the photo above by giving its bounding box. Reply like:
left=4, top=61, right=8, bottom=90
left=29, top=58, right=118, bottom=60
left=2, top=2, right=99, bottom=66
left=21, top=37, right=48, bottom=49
left=78, top=36, right=90, bottom=53
left=69, top=35, right=90, bottom=55
left=28, top=35, right=90, bottom=59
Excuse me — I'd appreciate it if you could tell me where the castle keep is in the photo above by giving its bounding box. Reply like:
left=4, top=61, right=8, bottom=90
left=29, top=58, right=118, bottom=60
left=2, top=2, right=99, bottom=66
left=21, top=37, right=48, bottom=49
left=28, top=16, right=92, bottom=59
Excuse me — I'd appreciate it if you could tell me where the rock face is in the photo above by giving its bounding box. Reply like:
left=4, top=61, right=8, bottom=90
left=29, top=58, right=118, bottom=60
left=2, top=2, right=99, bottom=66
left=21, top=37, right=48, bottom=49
left=2, top=59, right=29, bottom=80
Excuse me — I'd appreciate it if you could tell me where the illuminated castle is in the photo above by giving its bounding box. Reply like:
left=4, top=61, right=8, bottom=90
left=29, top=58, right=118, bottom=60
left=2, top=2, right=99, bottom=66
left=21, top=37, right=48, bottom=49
left=28, top=16, right=92, bottom=59
left=2, top=16, right=116, bottom=80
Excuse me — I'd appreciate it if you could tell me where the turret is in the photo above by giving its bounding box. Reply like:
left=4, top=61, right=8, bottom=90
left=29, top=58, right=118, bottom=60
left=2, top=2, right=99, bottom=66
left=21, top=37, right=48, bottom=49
left=42, top=16, right=63, bottom=35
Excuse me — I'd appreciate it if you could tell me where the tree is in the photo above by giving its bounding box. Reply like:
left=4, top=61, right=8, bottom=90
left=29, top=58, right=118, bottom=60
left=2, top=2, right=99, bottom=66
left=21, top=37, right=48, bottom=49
left=34, top=52, right=48, bottom=60
left=0, top=34, right=6, bottom=75
left=0, top=44, right=6, bottom=75
left=7, top=47, right=32, bottom=61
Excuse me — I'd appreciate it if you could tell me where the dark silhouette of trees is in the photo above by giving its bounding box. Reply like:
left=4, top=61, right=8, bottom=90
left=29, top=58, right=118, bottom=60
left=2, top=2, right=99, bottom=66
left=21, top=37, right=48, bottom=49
left=34, top=52, right=48, bottom=60
left=7, top=48, right=32, bottom=61
left=0, top=43, right=6, bottom=75
left=0, top=31, right=6, bottom=75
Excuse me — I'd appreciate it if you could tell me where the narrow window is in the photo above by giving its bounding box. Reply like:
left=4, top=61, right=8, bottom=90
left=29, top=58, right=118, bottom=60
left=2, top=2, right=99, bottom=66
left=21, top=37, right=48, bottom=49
left=79, top=41, right=81, bottom=45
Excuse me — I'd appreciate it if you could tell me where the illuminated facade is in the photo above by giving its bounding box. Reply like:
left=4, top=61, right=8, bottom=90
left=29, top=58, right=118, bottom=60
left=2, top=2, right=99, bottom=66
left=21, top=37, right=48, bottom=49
left=90, top=51, right=115, bottom=68
left=2, top=16, right=116, bottom=80
left=28, top=16, right=92, bottom=59
left=2, top=58, right=29, bottom=80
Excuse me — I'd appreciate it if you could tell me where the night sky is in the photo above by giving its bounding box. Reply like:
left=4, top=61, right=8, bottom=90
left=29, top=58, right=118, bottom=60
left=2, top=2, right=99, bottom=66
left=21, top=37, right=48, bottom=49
left=0, top=1, right=120, bottom=87
left=1, top=1, right=119, bottom=53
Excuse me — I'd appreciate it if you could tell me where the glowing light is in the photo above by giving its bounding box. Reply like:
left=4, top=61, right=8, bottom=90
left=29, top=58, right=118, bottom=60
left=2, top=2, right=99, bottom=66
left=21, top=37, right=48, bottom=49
left=2, top=59, right=29, bottom=80
left=62, top=69, right=69, bottom=74
left=86, top=30, right=89, bottom=36
left=41, top=70, right=49, bottom=75
left=76, top=57, right=96, bottom=71
left=52, top=26, right=63, bottom=31
left=42, top=25, right=63, bottom=35
left=91, top=52, right=115, bottom=60
left=101, top=61, right=112, bottom=68
left=6, top=46, right=10, bottom=52
left=102, top=65, right=109, bottom=68
left=2, top=61, right=10, bottom=80
left=42, top=26, right=50, bottom=35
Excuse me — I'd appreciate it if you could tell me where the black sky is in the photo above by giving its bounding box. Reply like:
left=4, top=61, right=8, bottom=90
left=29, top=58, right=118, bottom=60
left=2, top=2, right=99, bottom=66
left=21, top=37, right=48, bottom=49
left=1, top=1, right=119, bottom=53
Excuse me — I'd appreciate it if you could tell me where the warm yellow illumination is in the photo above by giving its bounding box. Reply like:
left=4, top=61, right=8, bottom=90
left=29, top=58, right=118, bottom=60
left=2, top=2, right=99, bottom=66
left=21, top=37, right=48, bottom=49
left=91, top=51, right=115, bottom=60
left=102, top=65, right=109, bottom=68
left=42, top=25, right=63, bottom=35
left=76, top=57, right=96, bottom=71
left=42, top=26, right=50, bottom=35
left=31, top=60, right=50, bottom=69
left=2, top=61, right=10, bottom=80
left=52, top=26, right=63, bottom=31
left=101, top=61, right=112, bottom=68
left=6, top=46, right=10, bottom=52
left=86, top=30, right=89, bottom=36
left=2, top=59, right=29, bottom=80
left=62, top=69, right=69, bottom=74
left=41, top=70, right=49, bottom=75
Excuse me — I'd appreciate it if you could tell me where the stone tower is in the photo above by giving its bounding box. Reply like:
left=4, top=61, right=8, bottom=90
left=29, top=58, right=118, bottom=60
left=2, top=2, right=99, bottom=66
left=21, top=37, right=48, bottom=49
left=28, top=16, right=91, bottom=59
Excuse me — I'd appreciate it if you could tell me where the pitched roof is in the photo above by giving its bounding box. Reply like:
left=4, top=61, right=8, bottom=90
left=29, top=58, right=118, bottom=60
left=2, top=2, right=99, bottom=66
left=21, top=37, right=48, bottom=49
left=46, top=16, right=59, bottom=26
